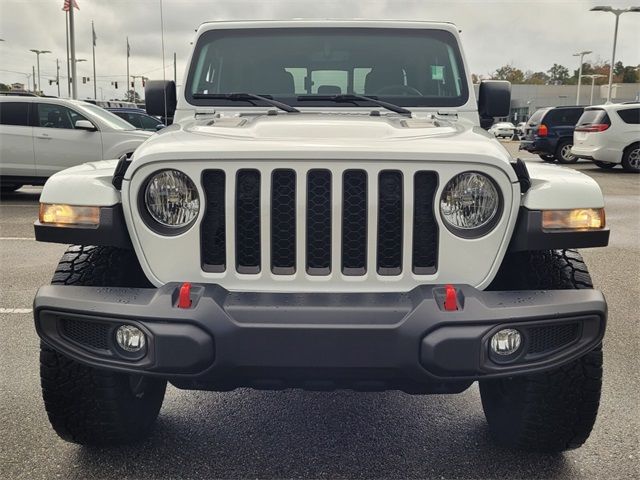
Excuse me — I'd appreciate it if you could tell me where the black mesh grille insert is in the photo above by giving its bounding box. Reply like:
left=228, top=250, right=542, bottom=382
left=306, top=169, right=332, bottom=275
left=201, top=170, right=226, bottom=272
left=236, top=169, right=261, bottom=273
left=61, top=318, right=110, bottom=351
left=342, top=170, right=367, bottom=275
left=271, top=169, right=296, bottom=274
left=377, top=171, right=403, bottom=275
left=412, top=171, right=438, bottom=274
left=527, top=323, right=580, bottom=354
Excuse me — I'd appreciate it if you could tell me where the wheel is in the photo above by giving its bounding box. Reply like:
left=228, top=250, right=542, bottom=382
left=593, top=161, right=617, bottom=169
left=621, top=142, right=640, bottom=173
left=482, top=250, right=603, bottom=452
left=539, top=154, right=555, bottom=162
left=40, top=245, right=166, bottom=446
left=0, top=184, right=21, bottom=193
left=555, top=140, right=578, bottom=164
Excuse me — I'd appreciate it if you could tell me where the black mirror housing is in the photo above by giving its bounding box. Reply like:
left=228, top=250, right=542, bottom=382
left=145, top=80, right=177, bottom=118
left=478, top=80, right=511, bottom=121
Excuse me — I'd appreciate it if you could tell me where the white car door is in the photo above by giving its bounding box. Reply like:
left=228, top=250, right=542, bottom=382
left=0, top=101, right=36, bottom=178
left=32, top=102, right=103, bottom=177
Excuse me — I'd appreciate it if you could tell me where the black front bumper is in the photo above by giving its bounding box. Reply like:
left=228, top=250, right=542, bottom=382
left=34, top=284, right=606, bottom=393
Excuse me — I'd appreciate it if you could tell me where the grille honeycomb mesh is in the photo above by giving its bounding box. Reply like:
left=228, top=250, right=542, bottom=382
left=61, top=318, right=110, bottom=351
left=201, top=170, right=226, bottom=271
left=377, top=171, right=403, bottom=275
left=528, top=323, right=580, bottom=354
left=235, top=169, right=261, bottom=273
left=306, top=170, right=332, bottom=274
left=412, top=172, right=438, bottom=274
left=271, top=169, right=296, bottom=274
left=342, top=170, right=368, bottom=275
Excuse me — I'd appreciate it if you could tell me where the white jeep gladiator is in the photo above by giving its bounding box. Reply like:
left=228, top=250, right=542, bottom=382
left=34, top=20, right=609, bottom=452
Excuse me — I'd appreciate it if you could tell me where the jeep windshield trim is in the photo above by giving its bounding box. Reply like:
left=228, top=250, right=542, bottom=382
left=185, top=28, right=469, bottom=109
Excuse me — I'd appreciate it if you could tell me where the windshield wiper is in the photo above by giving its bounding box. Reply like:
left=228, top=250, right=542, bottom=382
left=298, top=94, right=412, bottom=116
left=192, top=92, right=300, bottom=113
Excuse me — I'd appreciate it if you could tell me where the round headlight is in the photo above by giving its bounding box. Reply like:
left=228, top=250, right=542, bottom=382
left=440, top=172, right=501, bottom=237
left=144, top=169, right=199, bottom=230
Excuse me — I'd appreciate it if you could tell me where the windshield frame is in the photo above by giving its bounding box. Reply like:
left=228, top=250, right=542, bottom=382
left=184, top=27, right=469, bottom=109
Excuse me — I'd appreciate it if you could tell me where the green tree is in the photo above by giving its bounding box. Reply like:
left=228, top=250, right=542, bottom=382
left=492, top=64, right=525, bottom=84
left=123, top=89, right=141, bottom=103
left=524, top=71, right=550, bottom=85
left=0, top=83, right=10, bottom=91
left=622, top=66, right=639, bottom=83
left=547, top=63, right=570, bottom=84
left=614, top=61, right=625, bottom=77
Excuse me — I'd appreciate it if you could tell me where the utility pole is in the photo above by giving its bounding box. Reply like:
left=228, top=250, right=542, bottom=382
left=572, top=50, right=592, bottom=105
left=582, top=74, right=607, bottom=105
left=65, top=11, right=71, bottom=97
left=69, top=4, right=78, bottom=99
left=173, top=52, right=177, bottom=84
left=92, top=21, right=97, bottom=100
left=126, top=37, right=130, bottom=100
left=56, top=59, right=61, bottom=97
left=30, top=49, right=51, bottom=94
left=32, top=66, right=36, bottom=93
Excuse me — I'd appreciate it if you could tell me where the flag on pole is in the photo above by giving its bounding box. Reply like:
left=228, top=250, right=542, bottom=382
left=92, top=22, right=97, bottom=46
left=62, top=0, right=79, bottom=11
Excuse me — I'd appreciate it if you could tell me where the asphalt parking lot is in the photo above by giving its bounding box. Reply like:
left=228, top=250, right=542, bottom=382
left=1, top=142, right=638, bottom=479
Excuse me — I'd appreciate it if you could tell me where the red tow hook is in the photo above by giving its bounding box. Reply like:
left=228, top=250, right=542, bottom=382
left=443, top=284, right=458, bottom=311
left=178, top=282, right=192, bottom=309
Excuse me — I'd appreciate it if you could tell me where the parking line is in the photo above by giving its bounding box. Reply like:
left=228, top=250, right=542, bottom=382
left=0, top=237, right=35, bottom=241
left=0, top=308, right=33, bottom=314
left=0, top=205, right=38, bottom=207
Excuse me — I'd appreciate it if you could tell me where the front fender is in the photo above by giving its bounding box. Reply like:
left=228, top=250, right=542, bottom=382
left=522, top=162, right=604, bottom=210
left=39, top=159, right=121, bottom=206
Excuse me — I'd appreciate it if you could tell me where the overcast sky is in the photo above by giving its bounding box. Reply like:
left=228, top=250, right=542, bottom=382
left=0, top=0, right=638, bottom=100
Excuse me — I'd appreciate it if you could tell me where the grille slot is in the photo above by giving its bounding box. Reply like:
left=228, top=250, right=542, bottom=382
left=271, top=169, right=297, bottom=274
left=306, top=169, right=332, bottom=275
left=412, top=171, right=439, bottom=274
left=61, top=318, right=110, bottom=351
left=377, top=170, right=403, bottom=275
left=201, top=170, right=226, bottom=272
left=527, top=323, right=580, bottom=354
left=342, top=170, right=368, bottom=275
left=235, top=169, right=261, bottom=274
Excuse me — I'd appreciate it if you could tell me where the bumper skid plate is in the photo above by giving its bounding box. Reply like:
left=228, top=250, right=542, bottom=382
left=34, top=283, right=606, bottom=393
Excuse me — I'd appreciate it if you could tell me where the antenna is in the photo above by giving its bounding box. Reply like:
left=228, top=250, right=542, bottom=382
left=159, top=0, right=167, bottom=121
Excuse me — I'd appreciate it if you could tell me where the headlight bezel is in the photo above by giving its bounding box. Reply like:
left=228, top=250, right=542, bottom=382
left=138, top=169, right=200, bottom=236
left=439, top=171, right=503, bottom=239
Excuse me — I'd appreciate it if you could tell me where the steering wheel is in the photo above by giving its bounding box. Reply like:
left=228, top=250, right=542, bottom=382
left=374, top=85, right=423, bottom=96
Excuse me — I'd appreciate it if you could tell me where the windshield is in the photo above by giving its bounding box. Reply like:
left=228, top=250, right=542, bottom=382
left=186, top=28, right=468, bottom=108
left=79, top=103, right=136, bottom=130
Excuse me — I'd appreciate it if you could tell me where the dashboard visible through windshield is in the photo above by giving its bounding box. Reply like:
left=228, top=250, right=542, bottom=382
left=186, top=28, right=469, bottom=108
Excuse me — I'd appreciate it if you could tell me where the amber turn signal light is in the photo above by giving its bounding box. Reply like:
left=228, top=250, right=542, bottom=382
left=39, top=204, right=100, bottom=226
left=542, top=208, right=605, bottom=230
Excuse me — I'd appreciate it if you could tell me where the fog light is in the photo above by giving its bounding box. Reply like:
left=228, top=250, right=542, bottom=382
left=115, top=325, right=146, bottom=352
left=490, top=328, right=522, bottom=356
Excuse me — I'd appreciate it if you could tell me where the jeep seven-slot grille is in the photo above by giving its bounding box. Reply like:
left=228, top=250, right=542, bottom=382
left=201, top=168, right=438, bottom=277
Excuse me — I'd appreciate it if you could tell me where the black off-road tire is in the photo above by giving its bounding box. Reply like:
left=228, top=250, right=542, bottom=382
left=481, top=249, right=603, bottom=452
left=621, top=142, right=640, bottom=173
left=555, top=139, right=578, bottom=164
left=41, top=245, right=166, bottom=446
left=593, top=161, right=617, bottom=169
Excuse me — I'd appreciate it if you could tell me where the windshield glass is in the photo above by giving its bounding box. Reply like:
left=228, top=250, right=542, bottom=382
left=186, top=28, right=468, bottom=108
left=79, top=103, right=136, bottom=130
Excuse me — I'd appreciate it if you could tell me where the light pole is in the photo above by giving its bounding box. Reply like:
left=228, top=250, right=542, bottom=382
left=572, top=50, right=592, bottom=105
left=582, top=74, right=607, bottom=105
left=75, top=58, right=87, bottom=94
left=590, top=6, right=640, bottom=103
left=29, top=49, right=51, bottom=94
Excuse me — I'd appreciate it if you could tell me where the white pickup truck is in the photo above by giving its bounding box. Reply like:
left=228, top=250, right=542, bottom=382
left=33, top=20, right=609, bottom=452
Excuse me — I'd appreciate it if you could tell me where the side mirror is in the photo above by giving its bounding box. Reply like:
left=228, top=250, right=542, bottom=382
left=75, top=120, right=97, bottom=131
left=478, top=80, right=511, bottom=128
left=145, top=80, right=177, bottom=118
left=155, top=123, right=166, bottom=131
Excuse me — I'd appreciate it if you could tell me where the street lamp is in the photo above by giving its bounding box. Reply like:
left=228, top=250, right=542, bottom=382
left=572, top=50, right=592, bottom=105
left=590, top=6, right=640, bottom=103
left=29, top=49, right=51, bottom=93
left=581, top=74, right=607, bottom=105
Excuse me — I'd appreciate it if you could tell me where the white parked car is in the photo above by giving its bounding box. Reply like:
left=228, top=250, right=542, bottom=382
left=571, top=103, right=640, bottom=172
left=488, top=121, right=516, bottom=139
left=34, top=19, right=608, bottom=452
left=0, top=96, right=153, bottom=191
